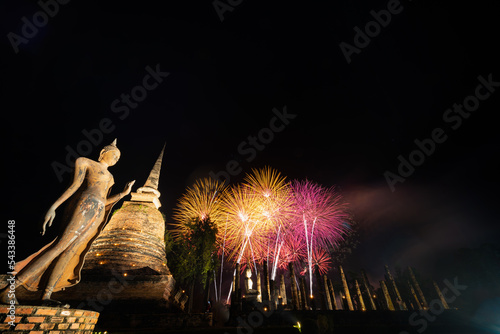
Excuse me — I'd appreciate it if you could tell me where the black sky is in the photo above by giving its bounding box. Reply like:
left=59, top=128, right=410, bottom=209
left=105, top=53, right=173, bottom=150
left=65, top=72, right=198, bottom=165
left=1, top=0, right=499, bottom=283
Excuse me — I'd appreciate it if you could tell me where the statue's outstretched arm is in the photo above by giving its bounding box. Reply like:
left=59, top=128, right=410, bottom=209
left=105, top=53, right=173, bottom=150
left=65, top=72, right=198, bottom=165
left=105, top=180, right=135, bottom=206
left=41, top=157, right=88, bottom=235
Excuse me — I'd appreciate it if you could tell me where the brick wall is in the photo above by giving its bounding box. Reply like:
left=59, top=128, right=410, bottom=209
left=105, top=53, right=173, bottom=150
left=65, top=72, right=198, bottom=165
left=0, top=305, right=99, bottom=334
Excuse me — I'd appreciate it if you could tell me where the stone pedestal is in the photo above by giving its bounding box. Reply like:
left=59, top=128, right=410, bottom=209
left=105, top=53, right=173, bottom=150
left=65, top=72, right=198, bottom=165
left=52, top=273, right=176, bottom=311
left=0, top=305, right=99, bottom=333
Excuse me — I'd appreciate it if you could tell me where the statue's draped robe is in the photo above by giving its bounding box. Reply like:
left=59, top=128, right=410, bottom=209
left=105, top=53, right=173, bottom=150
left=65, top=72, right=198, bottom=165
left=14, top=184, right=115, bottom=292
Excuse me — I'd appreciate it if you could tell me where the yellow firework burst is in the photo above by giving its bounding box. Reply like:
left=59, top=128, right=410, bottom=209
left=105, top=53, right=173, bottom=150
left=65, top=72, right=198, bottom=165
left=219, top=167, right=296, bottom=267
left=243, top=166, right=295, bottom=231
left=171, top=177, right=227, bottom=240
left=244, top=166, right=289, bottom=198
left=220, top=183, right=263, bottom=263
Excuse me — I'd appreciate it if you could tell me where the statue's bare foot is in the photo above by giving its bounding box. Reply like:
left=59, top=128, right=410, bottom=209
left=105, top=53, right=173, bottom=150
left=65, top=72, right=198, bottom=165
left=0, top=287, right=18, bottom=305
left=42, top=299, right=70, bottom=308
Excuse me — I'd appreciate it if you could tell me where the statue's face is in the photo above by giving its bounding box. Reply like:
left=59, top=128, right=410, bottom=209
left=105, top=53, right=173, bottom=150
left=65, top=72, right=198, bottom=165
left=100, top=149, right=120, bottom=166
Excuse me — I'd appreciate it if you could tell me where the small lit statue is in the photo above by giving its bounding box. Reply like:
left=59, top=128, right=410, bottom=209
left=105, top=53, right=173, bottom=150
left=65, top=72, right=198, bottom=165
left=244, top=268, right=258, bottom=296
left=0, top=139, right=135, bottom=306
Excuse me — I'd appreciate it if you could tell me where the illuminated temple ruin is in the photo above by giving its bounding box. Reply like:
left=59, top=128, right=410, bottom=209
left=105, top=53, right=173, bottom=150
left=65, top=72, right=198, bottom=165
left=85, top=145, right=170, bottom=275
left=52, top=145, right=185, bottom=310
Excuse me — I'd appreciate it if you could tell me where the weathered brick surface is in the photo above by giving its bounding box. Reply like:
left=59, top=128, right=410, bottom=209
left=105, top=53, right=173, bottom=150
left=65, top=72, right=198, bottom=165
left=35, top=309, right=57, bottom=316
left=16, top=308, right=34, bottom=315
left=39, top=323, right=55, bottom=330
left=84, top=201, right=170, bottom=275
left=15, top=323, right=35, bottom=330
left=3, top=316, right=22, bottom=323
left=70, top=323, right=80, bottom=330
left=0, top=306, right=99, bottom=333
left=0, top=323, right=12, bottom=330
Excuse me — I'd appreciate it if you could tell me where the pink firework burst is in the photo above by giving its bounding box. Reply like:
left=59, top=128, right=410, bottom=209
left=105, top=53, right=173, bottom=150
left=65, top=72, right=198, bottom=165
left=280, top=232, right=306, bottom=267
left=290, top=179, right=350, bottom=295
left=291, top=180, right=349, bottom=248
left=311, top=248, right=332, bottom=275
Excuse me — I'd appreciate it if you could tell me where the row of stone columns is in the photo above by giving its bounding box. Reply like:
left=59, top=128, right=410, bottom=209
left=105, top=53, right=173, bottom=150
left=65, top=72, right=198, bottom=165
left=232, top=263, right=449, bottom=312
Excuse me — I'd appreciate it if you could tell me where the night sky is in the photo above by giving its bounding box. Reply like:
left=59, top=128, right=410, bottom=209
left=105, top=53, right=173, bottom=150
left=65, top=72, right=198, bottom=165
left=2, top=0, right=499, bottom=285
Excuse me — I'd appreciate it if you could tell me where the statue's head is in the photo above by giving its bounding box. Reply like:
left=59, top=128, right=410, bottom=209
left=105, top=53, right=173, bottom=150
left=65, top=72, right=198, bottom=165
left=245, top=267, right=252, bottom=278
left=99, top=138, right=121, bottom=166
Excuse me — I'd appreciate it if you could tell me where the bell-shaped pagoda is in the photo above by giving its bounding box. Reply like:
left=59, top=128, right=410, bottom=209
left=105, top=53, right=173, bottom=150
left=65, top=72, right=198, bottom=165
left=85, top=144, right=169, bottom=275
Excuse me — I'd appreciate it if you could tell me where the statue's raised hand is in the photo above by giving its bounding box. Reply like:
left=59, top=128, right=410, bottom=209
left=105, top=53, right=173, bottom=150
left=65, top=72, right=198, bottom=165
left=123, top=180, right=135, bottom=196
left=42, top=207, right=56, bottom=235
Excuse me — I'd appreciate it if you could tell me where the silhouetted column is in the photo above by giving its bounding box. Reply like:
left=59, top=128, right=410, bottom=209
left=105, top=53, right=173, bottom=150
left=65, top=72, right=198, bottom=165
left=409, top=266, right=428, bottom=309
left=269, top=279, right=276, bottom=310
left=296, top=276, right=303, bottom=309
left=314, top=265, right=323, bottom=310
left=361, top=269, right=376, bottom=310
left=299, top=277, right=308, bottom=310
left=328, top=278, right=337, bottom=310
left=380, top=280, right=395, bottom=311
left=262, top=261, right=270, bottom=305
left=433, top=280, right=450, bottom=310
left=385, top=265, right=407, bottom=310
left=408, top=280, right=422, bottom=310
left=339, top=266, right=354, bottom=310
left=256, top=270, right=262, bottom=302
left=235, top=263, right=241, bottom=309
left=339, top=290, right=346, bottom=310
left=355, top=280, right=366, bottom=310
left=323, top=275, right=333, bottom=310
left=231, top=269, right=236, bottom=306
left=235, top=263, right=241, bottom=297
left=279, top=274, right=287, bottom=307
left=288, top=263, right=300, bottom=310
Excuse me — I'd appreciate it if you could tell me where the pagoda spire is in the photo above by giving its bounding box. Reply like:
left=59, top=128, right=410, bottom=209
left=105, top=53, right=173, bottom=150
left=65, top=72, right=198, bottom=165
left=143, top=143, right=165, bottom=190
left=130, top=144, right=166, bottom=209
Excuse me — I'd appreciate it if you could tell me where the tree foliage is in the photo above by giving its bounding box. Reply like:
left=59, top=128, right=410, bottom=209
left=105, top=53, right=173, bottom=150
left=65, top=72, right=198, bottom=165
left=166, top=217, right=219, bottom=287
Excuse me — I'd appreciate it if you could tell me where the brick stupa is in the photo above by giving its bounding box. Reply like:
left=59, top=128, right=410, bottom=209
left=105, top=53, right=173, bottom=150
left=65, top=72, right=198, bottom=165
left=84, top=144, right=170, bottom=275
left=51, top=145, right=183, bottom=311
